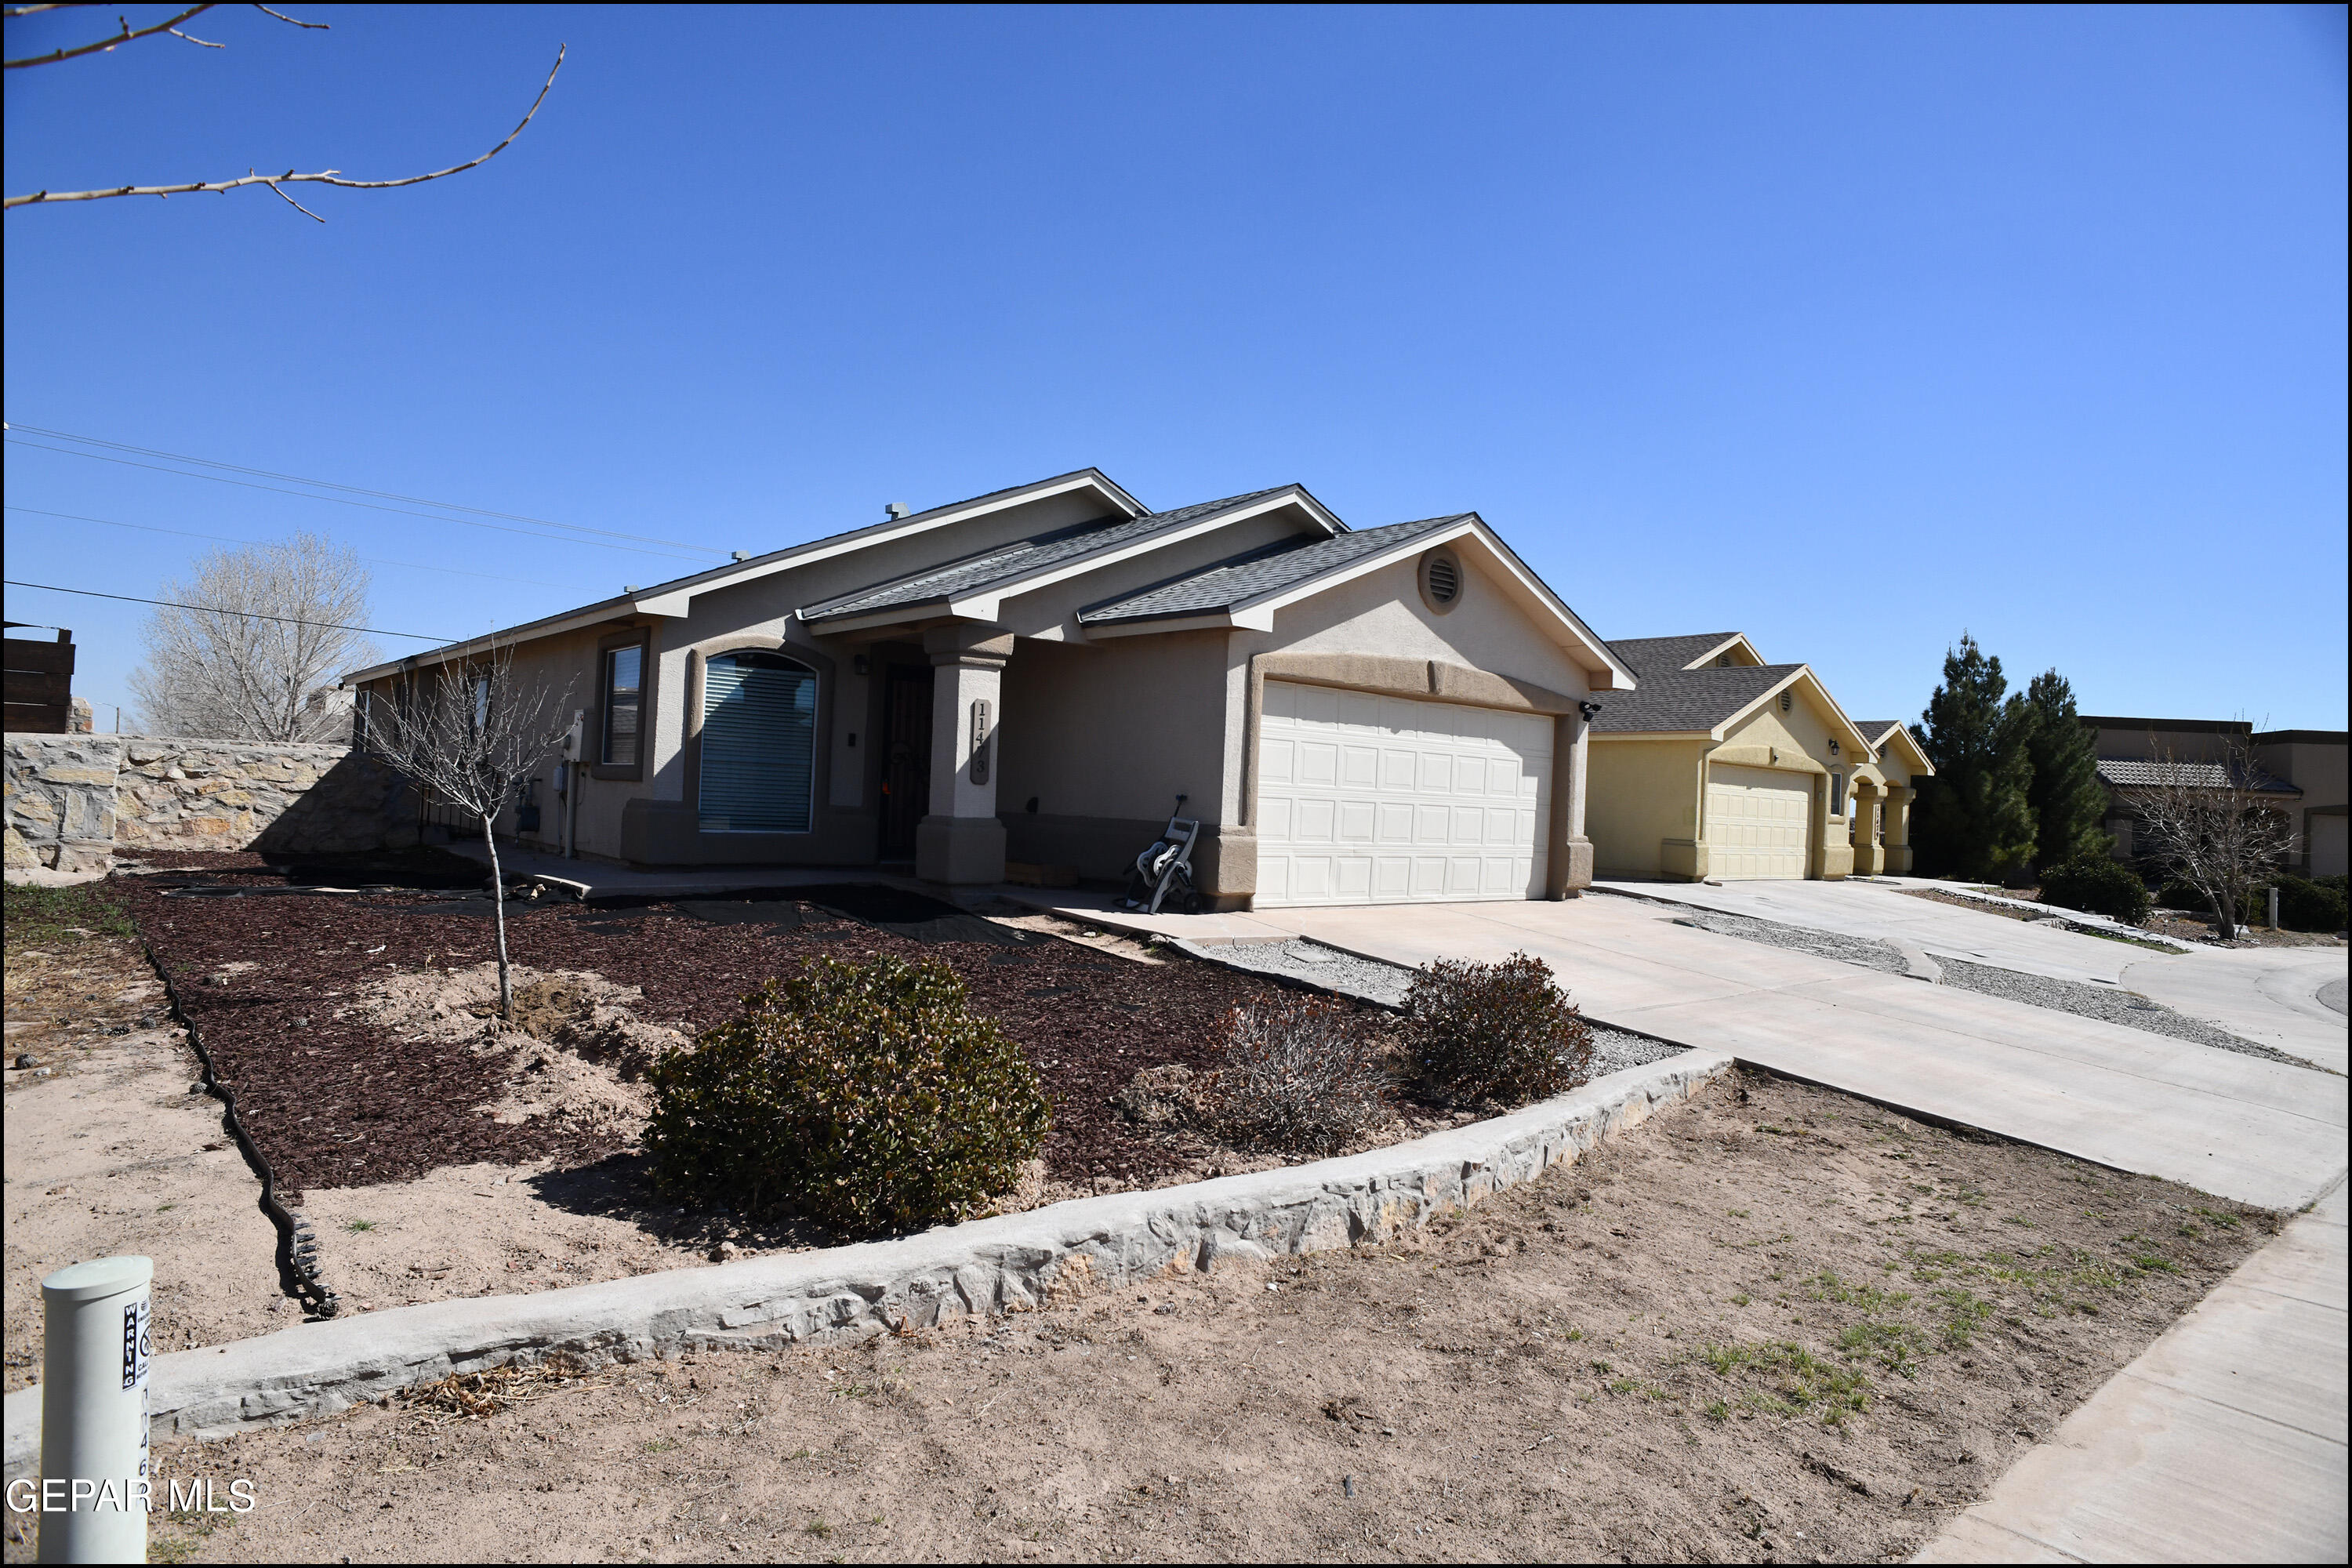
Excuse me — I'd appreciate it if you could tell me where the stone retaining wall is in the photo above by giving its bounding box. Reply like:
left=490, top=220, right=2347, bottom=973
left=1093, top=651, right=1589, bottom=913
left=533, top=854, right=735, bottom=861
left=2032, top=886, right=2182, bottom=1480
left=4, top=733, right=410, bottom=872
left=0, top=1051, right=1732, bottom=1469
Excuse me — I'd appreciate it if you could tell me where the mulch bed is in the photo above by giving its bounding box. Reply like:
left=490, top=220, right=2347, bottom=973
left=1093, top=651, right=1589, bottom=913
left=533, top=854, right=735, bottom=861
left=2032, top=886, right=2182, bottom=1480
left=115, top=860, right=1338, bottom=1203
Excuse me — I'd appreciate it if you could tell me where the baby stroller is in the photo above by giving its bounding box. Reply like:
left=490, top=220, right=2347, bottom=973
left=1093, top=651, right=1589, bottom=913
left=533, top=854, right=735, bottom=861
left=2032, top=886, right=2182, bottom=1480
left=1121, top=796, right=1202, bottom=916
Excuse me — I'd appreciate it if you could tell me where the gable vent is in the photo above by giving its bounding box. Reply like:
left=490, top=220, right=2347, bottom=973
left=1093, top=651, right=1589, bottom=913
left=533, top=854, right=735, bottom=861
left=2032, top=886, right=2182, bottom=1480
left=1780, top=690, right=1794, bottom=713
left=1428, top=557, right=1459, bottom=601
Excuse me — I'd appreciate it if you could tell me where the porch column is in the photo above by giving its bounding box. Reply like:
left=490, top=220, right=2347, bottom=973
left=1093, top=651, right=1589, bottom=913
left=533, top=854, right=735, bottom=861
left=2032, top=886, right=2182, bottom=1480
left=915, top=625, right=1013, bottom=886
left=1545, top=705, right=1595, bottom=898
left=1883, top=785, right=1915, bottom=874
left=1849, top=779, right=1886, bottom=877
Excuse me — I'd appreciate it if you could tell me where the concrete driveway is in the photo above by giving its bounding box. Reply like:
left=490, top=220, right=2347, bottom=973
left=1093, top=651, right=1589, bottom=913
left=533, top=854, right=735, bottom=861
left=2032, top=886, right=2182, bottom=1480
left=1236, top=896, right=2346, bottom=1214
left=1592, top=876, right=2151, bottom=986
left=1588, top=876, right=2349, bottom=1076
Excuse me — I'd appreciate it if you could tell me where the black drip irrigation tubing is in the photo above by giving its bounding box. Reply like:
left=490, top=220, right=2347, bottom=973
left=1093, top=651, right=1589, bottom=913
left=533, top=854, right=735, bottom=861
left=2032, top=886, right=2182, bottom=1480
left=143, top=940, right=342, bottom=1321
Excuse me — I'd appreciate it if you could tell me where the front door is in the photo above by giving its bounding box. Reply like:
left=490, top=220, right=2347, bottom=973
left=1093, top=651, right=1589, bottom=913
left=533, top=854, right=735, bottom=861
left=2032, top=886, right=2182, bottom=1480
left=879, top=663, right=934, bottom=860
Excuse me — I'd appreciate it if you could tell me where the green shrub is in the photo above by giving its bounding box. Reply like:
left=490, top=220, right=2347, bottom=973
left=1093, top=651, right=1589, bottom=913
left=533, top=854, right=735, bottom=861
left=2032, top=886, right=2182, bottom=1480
left=2271, top=875, right=2348, bottom=934
left=1402, top=951, right=1592, bottom=1107
left=2155, top=878, right=2259, bottom=922
left=644, top=954, right=1048, bottom=1235
left=1203, top=996, right=1390, bottom=1157
left=2036, top=858, right=2151, bottom=925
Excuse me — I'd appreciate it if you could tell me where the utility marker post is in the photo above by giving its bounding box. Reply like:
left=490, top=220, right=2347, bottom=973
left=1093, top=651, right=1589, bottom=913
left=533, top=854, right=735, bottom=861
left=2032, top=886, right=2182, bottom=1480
left=38, top=1257, right=151, bottom=1565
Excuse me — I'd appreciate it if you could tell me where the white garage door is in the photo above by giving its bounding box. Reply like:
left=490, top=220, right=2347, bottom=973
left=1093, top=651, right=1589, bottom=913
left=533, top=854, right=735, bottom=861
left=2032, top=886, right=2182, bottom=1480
left=1255, top=680, right=1551, bottom=907
left=1705, top=764, right=1809, bottom=880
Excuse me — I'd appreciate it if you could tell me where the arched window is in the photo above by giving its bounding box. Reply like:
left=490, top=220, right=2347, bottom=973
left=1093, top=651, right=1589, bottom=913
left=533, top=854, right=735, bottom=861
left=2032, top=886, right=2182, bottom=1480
left=699, top=650, right=817, bottom=833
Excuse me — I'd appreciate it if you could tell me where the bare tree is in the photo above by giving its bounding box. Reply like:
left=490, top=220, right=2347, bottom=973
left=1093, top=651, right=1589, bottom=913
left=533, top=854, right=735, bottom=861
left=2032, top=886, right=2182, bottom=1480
left=129, top=532, right=378, bottom=741
left=2120, top=729, right=2296, bottom=942
left=5, top=5, right=564, bottom=221
left=363, top=646, right=571, bottom=1021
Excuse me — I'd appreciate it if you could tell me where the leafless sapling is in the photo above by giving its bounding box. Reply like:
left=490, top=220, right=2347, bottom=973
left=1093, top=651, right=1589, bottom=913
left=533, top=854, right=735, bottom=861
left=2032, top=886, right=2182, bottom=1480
left=362, top=647, right=571, bottom=1021
left=2120, top=729, right=2296, bottom=942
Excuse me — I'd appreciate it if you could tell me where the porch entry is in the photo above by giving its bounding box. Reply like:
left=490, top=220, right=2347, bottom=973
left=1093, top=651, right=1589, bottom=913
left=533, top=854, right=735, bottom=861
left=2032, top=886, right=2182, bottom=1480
left=1254, top=679, right=1552, bottom=906
left=879, top=662, right=934, bottom=860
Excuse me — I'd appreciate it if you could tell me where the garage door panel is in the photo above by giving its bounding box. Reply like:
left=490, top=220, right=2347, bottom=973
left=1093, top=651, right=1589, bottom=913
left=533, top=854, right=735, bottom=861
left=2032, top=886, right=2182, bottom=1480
left=1258, top=681, right=1553, bottom=907
left=1705, top=764, right=1809, bottom=880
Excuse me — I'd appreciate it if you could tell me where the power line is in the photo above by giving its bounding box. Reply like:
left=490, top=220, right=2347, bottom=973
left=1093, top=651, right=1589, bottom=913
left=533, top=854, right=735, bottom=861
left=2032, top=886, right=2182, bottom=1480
left=6, top=421, right=727, bottom=554
left=13, top=503, right=576, bottom=589
left=4, top=436, right=723, bottom=564
left=3, top=580, right=456, bottom=642
left=3, top=506, right=575, bottom=589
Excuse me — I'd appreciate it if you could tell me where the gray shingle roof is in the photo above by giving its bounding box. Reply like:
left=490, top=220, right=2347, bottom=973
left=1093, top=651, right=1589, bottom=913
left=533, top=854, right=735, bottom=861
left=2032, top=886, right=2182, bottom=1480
left=1852, top=721, right=1902, bottom=738
left=2095, top=758, right=2300, bottom=794
left=1588, top=664, right=1803, bottom=734
left=1607, top=633, right=1743, bottom=677
left=800, top=488, right=1295, bottom=622
left=1078, top=514, right=1469, bottom=624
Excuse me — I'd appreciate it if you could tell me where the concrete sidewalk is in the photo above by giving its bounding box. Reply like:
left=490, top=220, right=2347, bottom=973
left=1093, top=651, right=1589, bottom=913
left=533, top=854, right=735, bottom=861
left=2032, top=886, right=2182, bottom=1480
left=1917, top=1177, right=2348, bottom=1564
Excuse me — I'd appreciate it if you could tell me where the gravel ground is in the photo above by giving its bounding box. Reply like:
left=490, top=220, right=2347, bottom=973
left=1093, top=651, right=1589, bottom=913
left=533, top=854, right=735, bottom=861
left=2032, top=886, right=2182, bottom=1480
left=1641, top=901, right=2317, bottom=1071
left=1195, top=938, right=1686, bottom=1078
left=1932, top=957, right=2321, bottom=1069
left=1665, top=909, right=1913, bottom=975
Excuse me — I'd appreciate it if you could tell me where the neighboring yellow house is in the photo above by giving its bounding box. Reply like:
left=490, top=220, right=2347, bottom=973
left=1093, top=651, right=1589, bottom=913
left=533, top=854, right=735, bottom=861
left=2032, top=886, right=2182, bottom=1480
left=1585, top=633, right=1920, bottom=882
left=1847, top=719, right=1934, bottom=875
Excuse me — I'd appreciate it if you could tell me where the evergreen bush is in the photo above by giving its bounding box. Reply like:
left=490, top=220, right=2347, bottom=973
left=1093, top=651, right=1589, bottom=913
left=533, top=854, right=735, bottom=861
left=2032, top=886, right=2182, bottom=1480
left=1402, top=951, right=1592, bottom=1107
left=1202, top=996, right=1390, bottom=1157
left=2270, top=875, right=2348, bottom=934
left=644, top=954, right=1049, bottom=1234
left=2035, top=857, right=2151, bottom=926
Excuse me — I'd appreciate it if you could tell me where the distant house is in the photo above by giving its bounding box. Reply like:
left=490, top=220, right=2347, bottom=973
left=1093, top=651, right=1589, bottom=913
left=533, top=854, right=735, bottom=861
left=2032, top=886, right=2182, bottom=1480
left=2079, top=717, right=2347, bottom=879
left=344, top=470, right=1635, bottom=909
left=1583, top=633, right=1929, bottom=881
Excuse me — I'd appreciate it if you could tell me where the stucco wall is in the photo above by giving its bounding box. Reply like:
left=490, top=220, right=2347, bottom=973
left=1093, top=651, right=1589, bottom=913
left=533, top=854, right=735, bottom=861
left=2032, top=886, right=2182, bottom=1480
left=5, top=733, right=409, bottom=873
left=1585, top=739, right=1708, bottom=877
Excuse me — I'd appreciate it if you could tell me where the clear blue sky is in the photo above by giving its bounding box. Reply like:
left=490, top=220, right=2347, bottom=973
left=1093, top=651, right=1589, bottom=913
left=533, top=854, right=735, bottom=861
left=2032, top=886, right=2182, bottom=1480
left=6, top=4, right=2345, bottom=731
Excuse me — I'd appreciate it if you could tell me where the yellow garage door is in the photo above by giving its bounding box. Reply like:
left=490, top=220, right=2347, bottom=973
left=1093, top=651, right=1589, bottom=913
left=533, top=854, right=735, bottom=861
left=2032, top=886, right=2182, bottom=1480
left=1705, top=764, right=1809, bottom=880
left=1255, top=680, right=1551, bottom=907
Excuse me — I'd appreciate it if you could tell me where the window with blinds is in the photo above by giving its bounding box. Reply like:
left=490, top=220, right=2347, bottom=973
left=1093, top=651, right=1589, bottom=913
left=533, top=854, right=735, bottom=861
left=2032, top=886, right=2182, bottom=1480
left=699, top=650, right=817, bottom=833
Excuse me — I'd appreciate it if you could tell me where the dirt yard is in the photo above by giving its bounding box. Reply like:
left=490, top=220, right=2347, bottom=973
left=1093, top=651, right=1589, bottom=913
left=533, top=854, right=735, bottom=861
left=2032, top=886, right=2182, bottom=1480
left=78, top=1068, right=2270, bottom=1566
left=2, top=913, right=283, bottom=1390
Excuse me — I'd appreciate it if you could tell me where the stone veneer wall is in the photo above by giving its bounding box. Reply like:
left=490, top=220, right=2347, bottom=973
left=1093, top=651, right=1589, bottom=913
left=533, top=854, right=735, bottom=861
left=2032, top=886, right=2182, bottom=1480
left=4, top=734, right=410, bottom=873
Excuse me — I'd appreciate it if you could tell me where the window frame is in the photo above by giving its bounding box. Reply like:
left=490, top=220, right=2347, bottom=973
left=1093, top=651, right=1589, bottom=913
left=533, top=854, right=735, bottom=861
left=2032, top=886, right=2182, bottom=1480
left=592, top=628, right=652, bottom=781
left=695, top=645, right=820, bottom=835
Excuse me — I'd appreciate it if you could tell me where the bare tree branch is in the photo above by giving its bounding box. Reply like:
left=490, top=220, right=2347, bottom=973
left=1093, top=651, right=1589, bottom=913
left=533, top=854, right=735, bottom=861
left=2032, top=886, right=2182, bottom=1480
left=2, top=2, right=320, bottom=68
left=128, top=532, right=379, bottom=743
left=5, top=3, right=218, bottom=68
left=5, top=43, right=563, bottom=212
left=2118, top=728, right=2296, bottom=942
left=362, top=648, right=573, bottom=1019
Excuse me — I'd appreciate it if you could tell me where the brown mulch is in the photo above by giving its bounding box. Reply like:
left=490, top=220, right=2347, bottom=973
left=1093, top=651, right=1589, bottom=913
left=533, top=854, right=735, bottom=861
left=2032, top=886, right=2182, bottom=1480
left=115, top=865, right=1340, bottom=1204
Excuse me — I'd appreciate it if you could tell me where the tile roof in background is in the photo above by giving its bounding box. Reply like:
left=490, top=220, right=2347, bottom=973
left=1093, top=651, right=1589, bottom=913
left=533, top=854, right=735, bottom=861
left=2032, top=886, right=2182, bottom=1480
left=800, top=488, right=1297, bottom=622
left=1078, top=514, right=1469, bottom=624
left=1606, top=633, right=1743, bottom=677
left=1587, top=663, right=1803, bottom=734
left=2094, top=758, right=2302, bottom=794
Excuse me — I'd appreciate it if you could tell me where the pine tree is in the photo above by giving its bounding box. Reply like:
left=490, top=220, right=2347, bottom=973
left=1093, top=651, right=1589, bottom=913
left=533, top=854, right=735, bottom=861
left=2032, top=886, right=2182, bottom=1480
left=2016, top=670, right=2111, bottom=871
left=1914, top=633, right=2036, bottom=880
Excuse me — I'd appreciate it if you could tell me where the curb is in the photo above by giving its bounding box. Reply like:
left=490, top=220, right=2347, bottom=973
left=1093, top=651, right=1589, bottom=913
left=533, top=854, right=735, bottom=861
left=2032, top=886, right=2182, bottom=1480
left=2, top=1051, right=1733, bottom=1478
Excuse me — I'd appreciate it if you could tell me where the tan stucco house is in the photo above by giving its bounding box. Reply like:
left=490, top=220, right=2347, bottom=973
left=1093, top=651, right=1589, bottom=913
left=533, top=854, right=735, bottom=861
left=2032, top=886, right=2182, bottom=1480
left=2080, top=717, right=2343, bottom=879
left=1584, top=633, right=1926, bottom=881
left=345, top=470, right=1635, bottom=910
